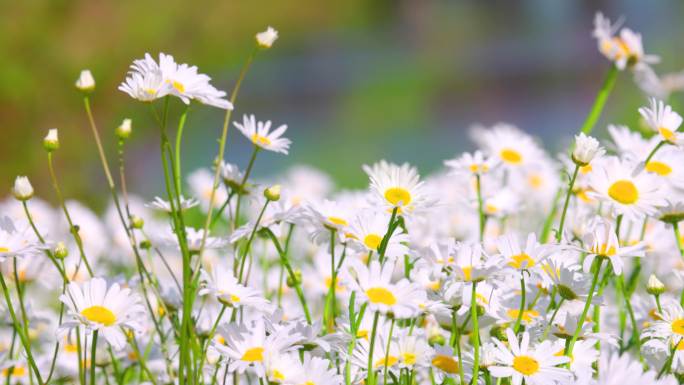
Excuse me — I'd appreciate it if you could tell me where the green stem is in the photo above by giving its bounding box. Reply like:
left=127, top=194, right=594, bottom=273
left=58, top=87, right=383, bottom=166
left=0, top=272, right=43, bottom=383
left=471, top=282, right=480, bottom=385
left=542, top=297, right=565, bottom=340
left=377, top=208, right=399, bottom=265
left=90, top=331, right=98, bottom=385
left=674, top=226, right=684, bottom=259
left=475, top=174, right=486, bottom=242
left=644, top=141, right=666, bottom=166
left=513, top=274, right=526, bottom=334
left=382, top=317, right=395, bottom=385
left=232, top=145, right=260, bottom=229
left=326, top=229, right=337, bottom=332
left=566, top=258, right=603, bottom=355
left=174, top=105, right=190, bottom=195
left=264, top=229, right=312, bottom=324
left=237, top=199, right=270, bottom=284
left=366, top=311, right=380, bottom=385
left=580, top=64, right=618, bottom=134
left=557, top=165, right=580, bottom=242
left=47, top=152, right=94, bottom=277
left=199, top=47, right=258, bottom=257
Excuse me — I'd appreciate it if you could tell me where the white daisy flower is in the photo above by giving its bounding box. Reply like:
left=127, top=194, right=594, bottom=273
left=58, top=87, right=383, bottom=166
left=145, top=195, right=199, bottom=213
left=578, top=216, right=645, bottom=275
left=59, top=277, right=145, bottom=350
left=471, top=123, right=546, bottom=170
left=347, top=210, right=410, bottom=258
left=496, top=232, right=550, bottom=272
left=592, top=12, right=659, bottom=70
left=199, top=264, right=269, bottom=310
left=588, top=156, right=666, bottom=220
left=213, top=317, right=300, bottom=377
left=343, top=260, right=423, bottom=319
left=639, top=98, right=684, bottom=145
left=0, top=217, right=44, bottom=261
left=444, top=150, right=499, bottom=175
left=363, top=160, right=430, bottom=215
left=489, top=329, right=571, bottom=385
left=234, top=114, right=291, bottom=154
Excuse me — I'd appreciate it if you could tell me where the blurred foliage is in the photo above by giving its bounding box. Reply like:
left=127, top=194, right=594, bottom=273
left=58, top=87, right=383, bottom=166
left=1, top=0, right=684, bottom=208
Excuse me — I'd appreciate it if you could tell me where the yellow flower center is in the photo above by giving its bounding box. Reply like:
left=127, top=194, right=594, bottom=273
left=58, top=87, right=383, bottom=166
left=645, top=161, right=673, bottom=176
left=402, top=352, right=416, bottom=365
left=660, top=127, right=676, bottom=143
left=432, top=355, right=459, bottom=374
left=272, top=369, right=285, bottom=381
left=80, top=305, right=116, bottom=326
left=327, top=216, right=348, bottom=227
left=364, top=234, right=382, bottom=250
left=384, top=187, right=412, bottom=206
left=500, top=148, right=522, bottom=164
left=172, top=80, right=185, bottom=93
left=230, top=294, right=241, bottom=303
left=508, top=253, right=535, bottom=269
left=241, top=347, right=264, bottom=362
left=356, top=329, right=369, bottom=340
left=591, top=243, right=616, bottom=257
left=512, top=355, right=540, bottom=376
left=0, top=247, right=8, bottom=253
left=608, top=180, right=638, bottom=204
left=1, top=366, right=26, bottom=378
left=528, top=174, right=543, bottom=189
left=672, top=319, right=684, bottom=336
left=461, top=266, right=473, bottom=281
left=374, top=355, right=398, bottom=368
left=366, top=287, right=397, bottom=306
left=469, top=164, right=489, bottom=174
left=65, top=343, right=79, bottom=353
left=324, top=276, right=345, bottom=293
left=251, top=134, right=272, bottom=146
left=579, top=164, right=593, bottom=174
left=507, top=309, right=540, bottom=323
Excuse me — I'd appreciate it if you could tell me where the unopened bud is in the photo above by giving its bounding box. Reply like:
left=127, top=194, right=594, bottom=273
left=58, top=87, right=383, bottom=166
left=75, top=70, right=95, bottom=92
left=256, top=26, right=278, bottom=49
left=43, top=129, right=60, bottom=152
left=647, top=274, right=666, bottom=295
left=130, top=215, right=144, bottom=229
left=54, top=242, right=68, bottom=259
left=12, top=176, right=33, bottom=201
left=116, top=119, right=132, bottom=140
left=264, top=184, right=281, bottom=201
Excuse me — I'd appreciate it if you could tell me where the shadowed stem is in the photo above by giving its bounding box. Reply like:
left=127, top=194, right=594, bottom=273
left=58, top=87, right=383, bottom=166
left=556, top=165, right=580, bottom=242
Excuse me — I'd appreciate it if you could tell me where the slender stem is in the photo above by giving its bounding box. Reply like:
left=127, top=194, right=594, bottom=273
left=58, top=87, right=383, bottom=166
left=90, top=331, right=98, bottom=385
left=196, top=304, right=227, bottom=384
left=557, top=165, right=580, bottom=242
left=174, top=105, right=190, bottom=195
left=366, top=311, right=380, bottom=385
left=580, top=64, right=618, bottom=134
left=382, top=318, right=395, bottom=385
left=377, top=207, right=399, bottom=265
left=674, top=226, right=684, bottom=259
left=655, top=294, right=663, bottom=313
left=644, top=141, right=666, bottom=166
left=542, top=297, right=565, bottom=340
left=232, top=145, right=260, bottom=229
left=264, top=229, right=312, bottom=324
left=513, top=274, right=526, bottom=334
left=83, top=96, right=116, bottom=188
left=198, top=48, right=258, bottom=257
left=475, top=174, right=486, bottom=242
left=47, top=152, right=94, bottom=277
left=326, top=229, right=337, bottom=332
left=540, top=188, right=563, bottom=243
left=471, top=282, right=480, bottom=385
left=617, top=275, right=642, bottom=358
left=566, top=258, right=603, bottom=355
left=0, top=272, right=43, bottom=383
left=237, top=199, right=270, bottom=283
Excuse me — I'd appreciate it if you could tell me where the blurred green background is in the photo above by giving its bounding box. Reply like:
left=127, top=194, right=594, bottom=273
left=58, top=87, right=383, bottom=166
left=2, top=0, right=683, bottom=207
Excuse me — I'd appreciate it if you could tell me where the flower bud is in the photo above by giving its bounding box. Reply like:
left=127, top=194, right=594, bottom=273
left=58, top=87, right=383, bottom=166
left=116, top=119, right=132, bottom=140
left=139, top=240, right=152, bottom=250
left=286, top=269, right=302, bottom=287
left=12, top=176, right=33, bottom=201
left=130, top=215, right=144, bottom=229
left=75, top=69, right=95, bottom=92
left=571, top=133, right=602, bottom=166
left=54, top=242, right=68, bottom=259
left=43, top=129, right=60, bottom=152
left=264, top=184, right=281, bottom=201
left=647, top=274, right=665, bottom=295
left=256, top=26, right=278, bottom=49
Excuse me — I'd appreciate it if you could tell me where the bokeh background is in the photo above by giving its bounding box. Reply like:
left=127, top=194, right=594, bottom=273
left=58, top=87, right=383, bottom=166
left=2, top=0, right=684, bottom=208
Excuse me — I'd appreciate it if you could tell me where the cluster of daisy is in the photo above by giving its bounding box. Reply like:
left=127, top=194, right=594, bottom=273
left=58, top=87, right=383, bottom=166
left=3, top=13, right=684, bottom=385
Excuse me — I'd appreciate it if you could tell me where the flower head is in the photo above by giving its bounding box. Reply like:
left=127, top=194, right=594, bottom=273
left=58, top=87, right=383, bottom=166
left=638, top=98, right=683, bottom=144
left=12, top=176, right=33, bottom=201
left=256, top=27, right=278, bottom=48
left=75, top=69, right=95, bottom=92
left=234, top=114, right=291, bottom=154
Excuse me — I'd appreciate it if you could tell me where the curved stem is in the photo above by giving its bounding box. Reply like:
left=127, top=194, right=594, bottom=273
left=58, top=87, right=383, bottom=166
left=513, top=274, right=526, bottom=334
left=566, top=257, right=603, bottom=355
left=557, top=165, right=580, bottom=242
left=471, top=282, right=480, bottom=385
left=580, top=64, right=618, bottom=134
left=232, top=145, right=260, bottom=229
left=90, top=331, right=98, bottom=385
left=475, top=174, right=486, bottom=242
left=382, top=317, right=395, bottom=385
left=366, top=311, right=380, bottom=385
